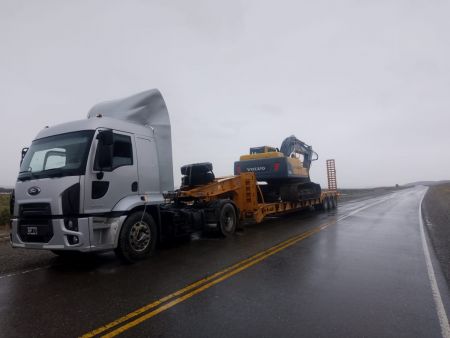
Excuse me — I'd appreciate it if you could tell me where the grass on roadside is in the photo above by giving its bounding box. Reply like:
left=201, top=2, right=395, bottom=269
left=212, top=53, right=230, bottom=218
left=0, top=194, right=10, bottom=227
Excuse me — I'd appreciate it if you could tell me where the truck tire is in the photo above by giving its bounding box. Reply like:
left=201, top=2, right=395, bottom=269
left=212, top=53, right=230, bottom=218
left=329, top=197, right=335, bottom=209
left=328, top=197, right=334, bottom=210
left=115, top=211, right=157, bottom=263
left=323, top=197, right=330, bottom=211
left=218, top=203, right=237, bottom=237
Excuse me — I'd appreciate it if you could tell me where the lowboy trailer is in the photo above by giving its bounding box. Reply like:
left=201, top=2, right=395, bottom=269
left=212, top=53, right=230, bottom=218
left=10, top=89, right=338, bottom=262
left=160, top=170, right=338, bottom=239
left=168, top=172, right=338, bottom=230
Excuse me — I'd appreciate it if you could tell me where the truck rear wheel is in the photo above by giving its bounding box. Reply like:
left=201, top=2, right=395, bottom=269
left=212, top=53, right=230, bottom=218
left=218, top=203, right=237, bottom=237
left=115, top=211, right=157, bottom=263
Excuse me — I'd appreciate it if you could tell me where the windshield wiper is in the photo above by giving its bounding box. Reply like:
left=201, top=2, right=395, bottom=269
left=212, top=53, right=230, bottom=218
left=38, top=167, right=66, bottom=178
left=18, top=168, right=70, bottom=181
left=18, top=171, right=37, bottom=181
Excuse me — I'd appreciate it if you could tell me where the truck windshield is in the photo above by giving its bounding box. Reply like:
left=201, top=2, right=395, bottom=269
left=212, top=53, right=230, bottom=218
left=18, top=130, right=95, bottom=181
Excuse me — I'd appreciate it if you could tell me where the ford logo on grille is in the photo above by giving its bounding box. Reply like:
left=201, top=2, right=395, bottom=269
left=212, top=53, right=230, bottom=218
left=28, top=187, right=41, bottom=196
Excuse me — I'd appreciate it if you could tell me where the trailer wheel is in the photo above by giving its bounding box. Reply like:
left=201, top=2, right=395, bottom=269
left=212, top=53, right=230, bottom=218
left=323, top=197, right=330, bottom=211
left=115, top=211, right=157, bottom=263
left=332, top=196, right=338, bottom=209
left=218, top=203, right=237, bottom=237
left=328, top=197, right=334, bottom=210
left=327, top=197, right=335, bottom=210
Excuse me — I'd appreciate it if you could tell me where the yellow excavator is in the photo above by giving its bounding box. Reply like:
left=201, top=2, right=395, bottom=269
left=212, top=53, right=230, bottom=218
left=234, top=135, right=321, bottom=202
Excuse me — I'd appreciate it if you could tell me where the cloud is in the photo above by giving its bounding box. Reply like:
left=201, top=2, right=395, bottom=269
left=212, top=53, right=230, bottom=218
left=0, top=0, right=449, bottom=188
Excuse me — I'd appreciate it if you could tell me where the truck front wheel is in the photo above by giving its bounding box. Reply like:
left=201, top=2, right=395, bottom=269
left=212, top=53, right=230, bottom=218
left=218, top=203, right=237, bottom=237
left=115, top=212, right=157, bottom=263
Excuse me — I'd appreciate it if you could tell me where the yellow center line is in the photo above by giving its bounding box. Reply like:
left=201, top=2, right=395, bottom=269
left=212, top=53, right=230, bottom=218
left=81, top=221, right=332, bottom=338
left=102, top=227, right=323, bottom=338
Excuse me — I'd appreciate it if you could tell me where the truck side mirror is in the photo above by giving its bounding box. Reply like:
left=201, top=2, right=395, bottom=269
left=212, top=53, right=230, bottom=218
left=97, top=129, right=114, bottom=146
left=20, top=147, right=29, bottom=164
left=95, top=130, right=114, bottom=171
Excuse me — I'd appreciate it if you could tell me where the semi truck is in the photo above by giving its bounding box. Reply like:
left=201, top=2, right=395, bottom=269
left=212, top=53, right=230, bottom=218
left=10, top=89, right=338, bottom=262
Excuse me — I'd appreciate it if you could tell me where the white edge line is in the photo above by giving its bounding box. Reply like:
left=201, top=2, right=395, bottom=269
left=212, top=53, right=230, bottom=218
left=0, top=265, right=51, bottom=281
left=419, top=188, right=450, bottom=338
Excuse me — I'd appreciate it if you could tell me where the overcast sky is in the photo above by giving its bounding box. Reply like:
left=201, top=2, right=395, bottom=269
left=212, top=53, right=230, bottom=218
left=1, top=0, right=449, bottom=188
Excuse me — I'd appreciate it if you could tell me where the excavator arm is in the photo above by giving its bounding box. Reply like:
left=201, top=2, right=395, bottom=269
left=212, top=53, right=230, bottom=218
left=279, top=135, right=318, bottom=169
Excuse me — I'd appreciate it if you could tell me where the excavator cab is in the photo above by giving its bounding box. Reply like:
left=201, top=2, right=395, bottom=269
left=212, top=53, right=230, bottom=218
left=249, top=146, right=278, bottom=154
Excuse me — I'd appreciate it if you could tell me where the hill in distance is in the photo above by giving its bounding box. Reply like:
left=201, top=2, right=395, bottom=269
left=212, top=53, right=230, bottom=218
left=404, top=180, right=450, bottom=187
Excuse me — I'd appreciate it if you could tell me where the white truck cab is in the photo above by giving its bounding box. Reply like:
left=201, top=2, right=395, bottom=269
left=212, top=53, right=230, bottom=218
left=10, top=89, right=174, bottom=261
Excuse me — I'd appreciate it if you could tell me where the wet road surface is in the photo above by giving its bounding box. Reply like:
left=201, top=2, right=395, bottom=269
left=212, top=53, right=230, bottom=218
left=0, top=187, right=449, bottom=337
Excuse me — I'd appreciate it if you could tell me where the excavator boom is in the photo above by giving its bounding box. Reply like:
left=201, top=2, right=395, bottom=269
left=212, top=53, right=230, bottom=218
left=279, top=135, right=318, bottom=169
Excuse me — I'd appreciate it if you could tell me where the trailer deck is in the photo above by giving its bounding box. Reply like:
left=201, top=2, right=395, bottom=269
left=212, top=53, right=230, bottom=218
left=176, top=172, right=338, bottom=224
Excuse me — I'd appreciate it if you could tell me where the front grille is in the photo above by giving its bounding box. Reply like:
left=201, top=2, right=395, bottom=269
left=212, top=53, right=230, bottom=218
left=18, top=203, right=53, bottom=243
left=19, top=203, right=51, bottom=218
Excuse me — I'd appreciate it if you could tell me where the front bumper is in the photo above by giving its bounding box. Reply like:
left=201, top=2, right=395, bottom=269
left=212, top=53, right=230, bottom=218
left=10, top=216, right=126, bottom=252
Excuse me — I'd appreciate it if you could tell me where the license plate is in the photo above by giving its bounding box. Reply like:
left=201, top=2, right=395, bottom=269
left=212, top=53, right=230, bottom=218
left=27, top=226, right=38, bottom=235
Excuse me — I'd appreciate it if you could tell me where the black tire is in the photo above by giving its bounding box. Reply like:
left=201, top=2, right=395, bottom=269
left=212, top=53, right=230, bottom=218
left=323, top=197, right=330, bottom=211
left=218, top=203, right=237, bottom=237
left=115, top=212, right=157, bottom=263
left=330, top=197, right=336, bottom=209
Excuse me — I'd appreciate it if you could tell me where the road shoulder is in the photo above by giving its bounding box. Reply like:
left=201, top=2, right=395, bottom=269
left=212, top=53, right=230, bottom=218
left=422, top=183, right=450, bottom=287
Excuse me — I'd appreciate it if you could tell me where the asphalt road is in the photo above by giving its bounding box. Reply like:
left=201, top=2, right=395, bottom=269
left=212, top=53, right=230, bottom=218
left=0, top=187, right=449, bottom=338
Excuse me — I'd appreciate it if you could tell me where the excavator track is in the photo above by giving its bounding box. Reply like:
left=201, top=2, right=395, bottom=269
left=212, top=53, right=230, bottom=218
left=280, top=182, right=322, bottom=202
left=260, top=181, right=322, bottom=202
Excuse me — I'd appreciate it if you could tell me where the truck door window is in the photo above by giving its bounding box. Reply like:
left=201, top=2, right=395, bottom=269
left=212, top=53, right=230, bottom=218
left=112, top=134, right=133, bottom=169
left=94, top=133, right=133, bottom=171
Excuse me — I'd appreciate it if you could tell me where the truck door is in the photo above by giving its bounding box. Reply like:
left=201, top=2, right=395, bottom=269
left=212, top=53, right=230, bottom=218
left=84, top=130, right=138, bottom=214
left=135, top=137, right=160, bottom=194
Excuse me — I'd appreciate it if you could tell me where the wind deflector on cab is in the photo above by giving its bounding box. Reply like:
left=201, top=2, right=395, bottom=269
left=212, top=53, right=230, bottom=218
left=87, top=89, right=174, bottom=192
